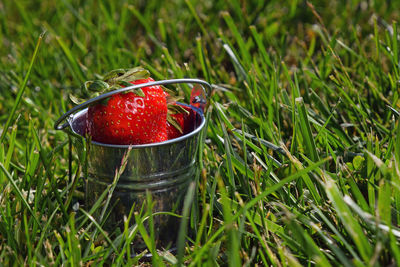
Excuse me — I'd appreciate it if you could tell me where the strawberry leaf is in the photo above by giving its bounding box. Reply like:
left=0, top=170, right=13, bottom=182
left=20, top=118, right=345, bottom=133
left=117, top=80, right=146, bottom=97
left=117, top=80, right=132, bottom=87
left=162, top=85, right=178, bottom=94
left=168, top=104, right=190, bottom=115
left=166, top=95, right=184, bottom=105
left=116, top=67, right=150, bottom=83
left=167, top=114, right=183, bottom=134
left=69, top=94, right=86, bottom=104
left=85, top=80, right=110, bottom=92
left=102, top=68, right=126, bottom=83
left=132, top=88, right=146, bottom=97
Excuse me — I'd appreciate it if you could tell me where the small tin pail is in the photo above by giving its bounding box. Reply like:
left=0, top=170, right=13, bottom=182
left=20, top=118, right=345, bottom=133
left=54, top=79, right=211, bottom=252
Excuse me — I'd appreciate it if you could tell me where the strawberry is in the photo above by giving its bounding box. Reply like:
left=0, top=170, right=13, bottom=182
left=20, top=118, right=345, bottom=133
left=85, top=68, right=168, bottom=145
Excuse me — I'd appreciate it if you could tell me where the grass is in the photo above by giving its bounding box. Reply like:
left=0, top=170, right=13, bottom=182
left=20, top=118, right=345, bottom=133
left=1, top=0, right=400, bottom=265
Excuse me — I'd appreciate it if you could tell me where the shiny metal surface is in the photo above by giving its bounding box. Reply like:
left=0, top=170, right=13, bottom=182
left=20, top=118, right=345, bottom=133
left=68, top=105, right=205, bottom=252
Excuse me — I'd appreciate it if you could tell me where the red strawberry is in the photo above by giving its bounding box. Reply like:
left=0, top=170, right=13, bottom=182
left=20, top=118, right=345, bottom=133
left=86, top=69, right=168, bottom=145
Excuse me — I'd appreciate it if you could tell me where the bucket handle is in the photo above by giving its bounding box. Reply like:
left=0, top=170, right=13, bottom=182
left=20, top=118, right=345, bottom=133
left=54, top=78, right=211, bottom=130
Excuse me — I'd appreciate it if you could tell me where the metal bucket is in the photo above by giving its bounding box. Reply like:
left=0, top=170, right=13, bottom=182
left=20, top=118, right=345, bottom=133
left=54, top=79, right=210, bottom=252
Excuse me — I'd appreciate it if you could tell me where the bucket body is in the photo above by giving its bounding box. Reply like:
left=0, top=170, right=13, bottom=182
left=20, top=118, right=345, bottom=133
left=67, top=105, right=205, bottom=251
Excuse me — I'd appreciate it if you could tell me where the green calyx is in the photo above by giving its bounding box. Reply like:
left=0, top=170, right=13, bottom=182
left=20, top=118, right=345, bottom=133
left=72, top=67, right=151, bottom=105
left=167, top=114, right=183, bottom=134
left=168, top=103, right=190, bottom=115
left=87, top=66, right=150, bottom=95
left=103, top=67, right=150, bottom=84
left=83, top=80, right=109, bottom=93
left=167, top=104, right=190, bottom=134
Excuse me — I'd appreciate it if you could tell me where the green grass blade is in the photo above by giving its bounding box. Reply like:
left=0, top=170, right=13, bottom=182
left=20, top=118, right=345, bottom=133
left=217, top=173, right=241, bottom=267
left=189, top=157, right=329, bottom=266
left=185, top=0, right=208, bottom=38
left=79, top=208, right=120, bottom=258
left=221, top=11, right=251, bottom=66
left=0, top=32, right=44, bottom=144
left=0, top=162, right=41, bottom=229
left=177, top=182, right=196, bottom=266
left=295, top=97, right=320, bottom=162
left=325, top=176, right=372, bottom=262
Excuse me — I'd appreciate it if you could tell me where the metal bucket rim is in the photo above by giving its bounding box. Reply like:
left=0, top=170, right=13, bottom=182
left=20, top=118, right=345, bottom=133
left=68, top=105, right=206, bottom=148
left=54, top=78, right=211, bottom=131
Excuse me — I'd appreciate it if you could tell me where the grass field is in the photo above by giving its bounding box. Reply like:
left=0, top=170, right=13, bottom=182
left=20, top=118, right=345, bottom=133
left=2, top=0, right=400, bottom=265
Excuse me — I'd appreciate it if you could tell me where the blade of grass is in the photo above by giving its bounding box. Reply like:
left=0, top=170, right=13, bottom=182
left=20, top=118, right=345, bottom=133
left=215, top=105, right=236, bottom=192
left=221, top=11, right=251, bottom=66
left=217, top=171, right=241, bottom=267
left=54, top=35, right=86, bottom=83
left=23, top=210, right=32, bottom=260
left=133, top=208, right=163, bottom=265
left=295, top=97, right=320, bottom=162
left=343, top=195, right=400, bottom=237
left=0, top=162, right=41, bottom=229
left=79, top=208, right=120, bottom=258
left=249, top=25, right=273, bottom=69
left=0, top=32, right=44, bottom=144
left=325, top=176, right=373, bottom=262
left=185, top=0, right=208, bottom=38
left=83, top=148, right=131, bottom=257
left=196, top=36, right=211, bottom=83
left=283, top=213, right=332, bottom=266
left=189, top=157, right=329, bottom=266
left=312, top=204, right=361, bottom=261
left=34, top=207, right=59, bottom=258
left=177, top=182, right=196, bottom=266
